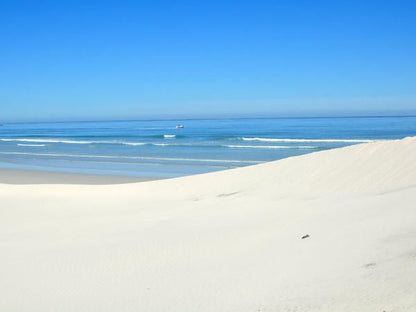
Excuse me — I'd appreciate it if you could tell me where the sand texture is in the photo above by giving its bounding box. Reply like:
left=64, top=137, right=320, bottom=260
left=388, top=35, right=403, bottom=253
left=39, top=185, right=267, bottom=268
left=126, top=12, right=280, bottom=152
left=1, top=137, right=415, bottom=311
left=0, top=169, right=158, bottom=184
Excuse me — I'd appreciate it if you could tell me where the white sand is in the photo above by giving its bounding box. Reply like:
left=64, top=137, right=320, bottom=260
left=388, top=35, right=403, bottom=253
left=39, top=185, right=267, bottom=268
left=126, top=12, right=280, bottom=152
left=1, top=137, right=415, bottom=311
left=0, top=169, right=159, bottom=185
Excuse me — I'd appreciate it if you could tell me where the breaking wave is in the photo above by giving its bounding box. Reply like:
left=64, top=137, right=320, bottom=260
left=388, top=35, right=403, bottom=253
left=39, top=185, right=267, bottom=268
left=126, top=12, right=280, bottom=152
left=240, top=137, right=376, bottom=143
left=17, top=144, right=46, bottom=147
left=223, top=145, right=318, bottom=149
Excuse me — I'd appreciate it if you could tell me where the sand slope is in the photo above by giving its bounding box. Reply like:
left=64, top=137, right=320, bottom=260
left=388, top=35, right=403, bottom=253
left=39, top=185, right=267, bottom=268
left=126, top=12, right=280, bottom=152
left=1, top=137, right=415, bottom=311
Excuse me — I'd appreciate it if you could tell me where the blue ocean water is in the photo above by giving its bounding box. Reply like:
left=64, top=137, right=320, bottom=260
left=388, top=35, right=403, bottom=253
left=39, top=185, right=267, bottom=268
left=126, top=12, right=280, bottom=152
left=0, top=116, right=415, bottom=178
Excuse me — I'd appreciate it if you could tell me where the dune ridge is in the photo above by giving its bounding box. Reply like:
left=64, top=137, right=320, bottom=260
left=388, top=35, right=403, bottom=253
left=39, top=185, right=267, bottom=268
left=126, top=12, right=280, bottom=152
left=1, top=137, right=415, bottom=311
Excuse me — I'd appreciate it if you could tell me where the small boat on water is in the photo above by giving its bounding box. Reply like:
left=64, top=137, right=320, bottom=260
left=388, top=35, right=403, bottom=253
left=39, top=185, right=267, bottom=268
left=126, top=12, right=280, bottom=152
left=175, top=124, right=184, bottom=129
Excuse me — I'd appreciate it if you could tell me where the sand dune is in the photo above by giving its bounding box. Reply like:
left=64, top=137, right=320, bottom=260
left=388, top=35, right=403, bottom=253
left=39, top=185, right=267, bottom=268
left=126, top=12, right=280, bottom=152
left=1, top=137, right=415, bottom=311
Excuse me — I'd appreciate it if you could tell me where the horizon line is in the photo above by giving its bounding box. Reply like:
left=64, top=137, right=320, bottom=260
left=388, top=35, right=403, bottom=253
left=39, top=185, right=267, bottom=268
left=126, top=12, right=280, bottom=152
left=3, top=113, right=416, bottom=124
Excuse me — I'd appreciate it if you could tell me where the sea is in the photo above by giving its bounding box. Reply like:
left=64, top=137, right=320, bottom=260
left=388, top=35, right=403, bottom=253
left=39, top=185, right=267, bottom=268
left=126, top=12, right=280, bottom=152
left=0, top=116, right=415, bottom=178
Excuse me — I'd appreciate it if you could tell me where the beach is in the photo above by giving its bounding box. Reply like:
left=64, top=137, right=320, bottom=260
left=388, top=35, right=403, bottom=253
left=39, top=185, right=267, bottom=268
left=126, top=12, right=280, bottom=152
left=0, top=168, right=158, bottom=185
left=1, top=137, right=415, bottom=311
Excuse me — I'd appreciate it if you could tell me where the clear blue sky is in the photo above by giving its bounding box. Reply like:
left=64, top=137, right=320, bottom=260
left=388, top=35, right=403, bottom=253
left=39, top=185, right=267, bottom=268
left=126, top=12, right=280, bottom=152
left=1, top=1, right=415, bottom=122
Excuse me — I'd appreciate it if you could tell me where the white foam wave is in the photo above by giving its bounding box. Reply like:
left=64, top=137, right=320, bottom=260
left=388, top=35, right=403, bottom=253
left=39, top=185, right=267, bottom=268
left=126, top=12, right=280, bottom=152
left=17, top=144, right=46, bottom=147
left=121, top=142, right=147, bottom=146
left=0, top=138, right=207, bottom=148
left=163, top=135, right=176, bottom=139
left=241, top=137, right=375, bottom=143
left=1, top=138, right=93, bottom=144
left=153, top=143, right=170, bottom=146
left=0, top=151, right=261, bottom=164
left=224, top=145, right=318, bottom=149
left=1, top=138, right=149, bottom=146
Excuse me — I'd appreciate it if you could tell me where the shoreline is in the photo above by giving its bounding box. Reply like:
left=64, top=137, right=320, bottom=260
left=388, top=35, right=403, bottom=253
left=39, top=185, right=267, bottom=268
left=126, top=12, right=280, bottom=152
left=0, top=168, right=162, bottom=184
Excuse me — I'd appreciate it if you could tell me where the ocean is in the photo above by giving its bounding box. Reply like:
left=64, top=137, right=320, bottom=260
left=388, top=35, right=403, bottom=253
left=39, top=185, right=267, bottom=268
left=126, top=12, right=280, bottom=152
left=0, top=116, right=415, bottom=178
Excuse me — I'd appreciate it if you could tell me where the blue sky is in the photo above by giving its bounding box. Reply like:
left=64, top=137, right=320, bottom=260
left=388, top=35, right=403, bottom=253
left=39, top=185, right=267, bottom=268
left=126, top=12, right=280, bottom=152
left=1, top=1, right=415, bottom=121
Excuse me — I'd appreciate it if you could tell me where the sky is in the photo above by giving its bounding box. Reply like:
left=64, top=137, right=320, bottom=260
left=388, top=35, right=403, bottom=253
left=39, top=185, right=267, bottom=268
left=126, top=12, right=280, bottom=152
left=0, top=0, right=415, bottom=122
